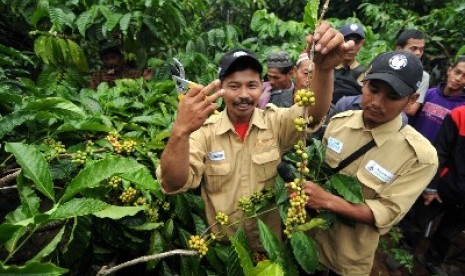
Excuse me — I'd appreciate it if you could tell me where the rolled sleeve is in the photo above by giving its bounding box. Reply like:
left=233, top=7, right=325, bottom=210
left=365, top=161, right=438, bottom=234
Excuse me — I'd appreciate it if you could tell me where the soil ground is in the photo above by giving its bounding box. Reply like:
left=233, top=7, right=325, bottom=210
left=371, top=232, right=465, bottom=275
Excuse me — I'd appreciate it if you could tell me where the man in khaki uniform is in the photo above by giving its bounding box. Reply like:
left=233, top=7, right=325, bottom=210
left=156, top=22, right=352, bottom=251
left=303, top=51, right=439, bottom=275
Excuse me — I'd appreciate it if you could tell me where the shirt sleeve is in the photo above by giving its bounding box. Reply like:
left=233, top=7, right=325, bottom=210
left=416, top=72, right=430, bottom=103
left=364, top=159, right=438, bottom=234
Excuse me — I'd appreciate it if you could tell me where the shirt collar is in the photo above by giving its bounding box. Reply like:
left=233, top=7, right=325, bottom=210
left=351, top=111, right=404, bottom=146
left=216, top=107, right=267, bottom=135
left=335, top=60, right=360, bottom=70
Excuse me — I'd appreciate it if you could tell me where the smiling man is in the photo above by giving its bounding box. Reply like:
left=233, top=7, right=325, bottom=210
left=303, top=51, right=438, bottom=275
left=156, top=22, right=350, bottom=251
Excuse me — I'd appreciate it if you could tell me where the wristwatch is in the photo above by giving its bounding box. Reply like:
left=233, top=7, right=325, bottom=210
left=423, top=188, right=437, bottom=195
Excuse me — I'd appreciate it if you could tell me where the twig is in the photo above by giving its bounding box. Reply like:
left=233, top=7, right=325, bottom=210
left=96, top=249, right=198, bottom=275
left=0, top=185, right=17, bottom=190
left=0, top=169, right=21, bottom=187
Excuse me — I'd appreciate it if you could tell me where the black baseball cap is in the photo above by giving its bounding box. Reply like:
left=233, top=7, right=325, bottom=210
left=218, top=48, right=263, bottom=80
left=339, top=23, right=365, bottom=39
left=363, top=51, right=423, bottom=97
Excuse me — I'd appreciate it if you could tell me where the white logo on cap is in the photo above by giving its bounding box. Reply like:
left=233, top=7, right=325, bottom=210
left=389, top=54, right=408, bottom=70
left=350, top=23, right=359, bottom=31
left=233, top=51, right=248, bottom=57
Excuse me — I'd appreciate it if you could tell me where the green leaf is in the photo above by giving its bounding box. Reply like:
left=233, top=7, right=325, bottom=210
left=62, top=217, right=91, bottom=265
left=93, top=205, right=146, bottom=219
left=147, top=230, right=164, bottom=270
left=61, top=157, right=151, bottom=202
left=30, top=225, right=66, bottom=262
left=290, top=231, right=318, bottom=274
left=17, top=172, right=41, bottom=217
left=0, top=111, right=36, bottom=140
left=119, top=13, right=132, bottom=34
left=0, top=224, right=24, bottom=245
left=56, top=120, right=112, bottom=133
left=303, top=0, right=320, bottom=30
left=129, top=222, right=163, bottom=231
left=50, top=198, right=109, bottom=219
left=120, top=167, right=161, bottom=193
left=67, top=39, right=89, bottom=72
left=257, top=219, right=282, bottom=262
left=0, top=261, right=68, bottom=275
left=251, top=260, right=284, bottom=276
left=5, top=143, right=55, bottom=202
left=330, top=174, right=364, bottom=204
left=298, top=217, right=327, bottom=232
left=230, top=236, right=254, bottom=275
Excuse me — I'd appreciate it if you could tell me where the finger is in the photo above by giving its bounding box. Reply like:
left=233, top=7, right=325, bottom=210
left=200, top=79, right=221, bottom=97
left=200, top=89, right=224, bottom=109
left=318, top=31, right=344, bottom=55
left=313, top=21, right=330, bottom=42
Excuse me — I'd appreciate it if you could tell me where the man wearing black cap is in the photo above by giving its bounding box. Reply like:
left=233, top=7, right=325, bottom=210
left=302, top=51, right=438, bottom=275
left=332, top=22, right=366, bottom=104
left=157, top=22, right=351, bottom=251
left=258, top=51, right=295, bottom=108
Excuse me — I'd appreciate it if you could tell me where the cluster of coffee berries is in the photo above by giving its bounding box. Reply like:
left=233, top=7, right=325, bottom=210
left=294, top=140, right=309, bottom=160
left=215, top=212, right=229, bottom=225
left=45, top=138, right=66, bottom=154
left=294, top=89, right=315, bottom=107
left=284, top=178, right=309, bottom=238
left=238, top=197, right=254, bottom=215
left=134, top=197, right=147, bottom=206
left=107, top=176, right=122, bottom=189
left=105, top=131, right=137, bottom=155
left=294, top=117, right=306, bottom=132
left=188, top=235, right=208, bottom=257
left=121, top=139, right=137, bottom=154
left=71, top=150, right=87, bottom=165
left=119, top=187, right=138, bottom=205
left=145, top=203, right=159, bottom=222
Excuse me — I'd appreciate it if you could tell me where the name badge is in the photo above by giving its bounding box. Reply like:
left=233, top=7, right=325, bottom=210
left=365, top=160, right=395, bottom=183
left=327, top=137, right=343, bottom=153
left=208, top=151, right=225, bottom=161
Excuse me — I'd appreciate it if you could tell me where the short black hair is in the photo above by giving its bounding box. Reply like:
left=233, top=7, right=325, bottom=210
left=100, top=45, right=122, bottom=58
left=452, top=56, right=465, bottom=67
left=395, top=30, right=424, bottom=48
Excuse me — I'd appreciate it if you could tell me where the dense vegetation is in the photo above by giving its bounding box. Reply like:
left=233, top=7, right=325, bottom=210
left=1, top=0, right=464, bottom=275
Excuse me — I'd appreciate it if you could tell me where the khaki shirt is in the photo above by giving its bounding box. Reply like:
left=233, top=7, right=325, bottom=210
left=314, top=110, right=438, bottom=275
left=157, top=104, right=316, bottom=250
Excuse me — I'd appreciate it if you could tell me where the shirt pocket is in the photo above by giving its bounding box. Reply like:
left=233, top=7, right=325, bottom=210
left=356, top=166, right=388, bottom=198
left=204, top=162, right=230, bottom=193
left=252, top=147, right=280, bottom=182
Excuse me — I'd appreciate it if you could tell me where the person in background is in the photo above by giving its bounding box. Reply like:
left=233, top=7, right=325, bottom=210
left=258, top=51, right=295, bottom=108
left=332, top=22, right=366, bottom=104
left=411, top=105, right=465, bottom=275
left=395, top=29, right=430, bottom=123
left=413, top=56, right=465, bottom=143
left=89, top=42, right=152, bottom=89
left=156, top=22, right=350, bottom=252
left=294, top=52, right=313, bottom=91
left=303, top=51, right=438, bottom=275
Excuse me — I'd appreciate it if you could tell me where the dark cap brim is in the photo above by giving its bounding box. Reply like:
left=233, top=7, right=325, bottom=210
left=364, top=73, right=415, bottom=97
left=219, top=56, right=262, bottom=79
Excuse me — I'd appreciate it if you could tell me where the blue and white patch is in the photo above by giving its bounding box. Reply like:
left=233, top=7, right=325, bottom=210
left=208, top=151, right=225, bottom=161
left=327, top=137, right=343, bottom=154
left=365, top=160, right=395, bottom=183
left=389, top=54, right=408, bottom=70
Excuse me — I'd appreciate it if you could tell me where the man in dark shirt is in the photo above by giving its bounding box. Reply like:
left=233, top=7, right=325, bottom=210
left=332, top=22, right=366, bottom=104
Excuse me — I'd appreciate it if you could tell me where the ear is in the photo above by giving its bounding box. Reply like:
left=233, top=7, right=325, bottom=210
left=395, top=46, right=402, bottom=51
left=408, top=93, right=420, bottom=104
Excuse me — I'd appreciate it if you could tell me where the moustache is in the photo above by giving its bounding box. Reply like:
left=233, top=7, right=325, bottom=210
left=234, top=99, right=254, bottom=105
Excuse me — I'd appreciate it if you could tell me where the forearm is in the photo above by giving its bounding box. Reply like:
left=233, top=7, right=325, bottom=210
left=159, top=126, right=191, bottom=192
left=325, top=194, right=375, bottom=224
left=309, top=67, right=333, bottom=123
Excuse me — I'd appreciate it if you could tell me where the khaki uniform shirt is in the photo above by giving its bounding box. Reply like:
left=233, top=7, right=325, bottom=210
left=314, top=110, right=438, bottom=275
left=157, top=104, right=317, bottom=250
